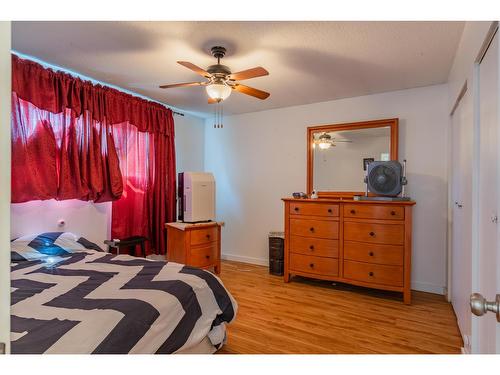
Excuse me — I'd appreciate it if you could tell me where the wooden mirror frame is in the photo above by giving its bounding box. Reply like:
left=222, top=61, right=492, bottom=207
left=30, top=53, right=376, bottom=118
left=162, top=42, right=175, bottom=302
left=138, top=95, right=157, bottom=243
left=307, top=118, right=399, bottom=199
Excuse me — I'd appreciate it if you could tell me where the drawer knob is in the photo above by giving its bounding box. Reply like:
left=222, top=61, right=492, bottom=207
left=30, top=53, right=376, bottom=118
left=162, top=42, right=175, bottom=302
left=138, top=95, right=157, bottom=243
left=328, top=208, right=333, bottom=213
left=206, top=234, right=211, bottom=239
left=391, top=210, right=396, bottom=216
left=369, top=251, right=374, bottom=257
left=310, top=227, right=315, bottom=232
left=350, top=209, right=356, bottom=214
left=369, top=271, right=374, bottom=277
left=309, top=245, right=314, bottom=250
left=369, top=231, right=375, bottom=237
left=294, top=207, right=299, bottom=212
left=309, top=263, right=314, bottom=268
left=206, top=255, right=210, bottom=259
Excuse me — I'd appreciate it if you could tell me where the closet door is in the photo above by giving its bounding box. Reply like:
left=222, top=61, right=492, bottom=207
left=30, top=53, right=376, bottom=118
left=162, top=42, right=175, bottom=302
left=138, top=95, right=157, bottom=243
left=451, top=87, right=473, bottom=351
left=472, top=29, right=500, bottom=354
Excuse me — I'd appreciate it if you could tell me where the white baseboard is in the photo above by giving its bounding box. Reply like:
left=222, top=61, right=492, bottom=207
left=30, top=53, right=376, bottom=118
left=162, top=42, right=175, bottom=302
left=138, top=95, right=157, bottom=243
left=411, top=281, right=445, bottom=295
left=221, top=253, right=268, bottom=266
left=461, top=335, right=471, bottom=354
left=222, top=253, right=445, bottom=295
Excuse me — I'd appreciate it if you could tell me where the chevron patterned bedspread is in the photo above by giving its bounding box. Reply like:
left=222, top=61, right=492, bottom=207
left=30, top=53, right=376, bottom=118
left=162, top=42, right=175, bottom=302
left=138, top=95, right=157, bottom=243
left=10, top=251, right=237, bottom=354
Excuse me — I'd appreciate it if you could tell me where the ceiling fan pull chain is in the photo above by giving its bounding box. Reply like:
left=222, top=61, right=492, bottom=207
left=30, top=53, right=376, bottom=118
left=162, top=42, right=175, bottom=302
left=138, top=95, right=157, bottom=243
left=221, top=103, right=224, bottom=128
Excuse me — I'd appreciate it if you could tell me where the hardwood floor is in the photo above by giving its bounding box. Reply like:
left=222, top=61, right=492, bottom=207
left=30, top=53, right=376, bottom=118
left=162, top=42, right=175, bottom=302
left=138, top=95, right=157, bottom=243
left=217, top=260, right=463, bottom=354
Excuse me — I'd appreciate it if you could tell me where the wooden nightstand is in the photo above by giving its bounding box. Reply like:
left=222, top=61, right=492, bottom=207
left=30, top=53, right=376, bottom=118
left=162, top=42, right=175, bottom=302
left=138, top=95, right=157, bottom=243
left=165, top=222, right=222, bottom=274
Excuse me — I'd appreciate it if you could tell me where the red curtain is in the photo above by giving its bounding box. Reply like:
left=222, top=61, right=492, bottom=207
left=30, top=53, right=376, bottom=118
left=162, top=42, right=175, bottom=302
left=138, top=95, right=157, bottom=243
left=11, top=93, right=123, bottom=203
left=11, top=55, right=176, bottom=254
left=110, top=119, right=177, bottom=255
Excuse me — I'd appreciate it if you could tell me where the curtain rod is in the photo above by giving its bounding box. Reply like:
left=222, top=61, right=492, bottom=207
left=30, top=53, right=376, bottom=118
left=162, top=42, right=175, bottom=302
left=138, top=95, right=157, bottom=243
left=172, top=110, right=184, bottom=117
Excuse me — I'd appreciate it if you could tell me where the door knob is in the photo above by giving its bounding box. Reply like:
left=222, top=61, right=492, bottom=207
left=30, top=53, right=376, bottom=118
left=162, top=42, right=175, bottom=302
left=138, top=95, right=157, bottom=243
left=470, top=293, right=500, bottom=322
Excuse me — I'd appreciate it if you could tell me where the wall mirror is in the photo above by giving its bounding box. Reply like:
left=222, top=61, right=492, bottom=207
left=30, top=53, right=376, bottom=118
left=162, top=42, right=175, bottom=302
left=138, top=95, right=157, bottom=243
left=307, top=118, right=399, bottom=198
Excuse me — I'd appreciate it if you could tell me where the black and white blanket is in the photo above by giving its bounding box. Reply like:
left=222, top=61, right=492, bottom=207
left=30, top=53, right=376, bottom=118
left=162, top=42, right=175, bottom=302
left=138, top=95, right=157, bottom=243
left=11, top=250, right=237, bottom=354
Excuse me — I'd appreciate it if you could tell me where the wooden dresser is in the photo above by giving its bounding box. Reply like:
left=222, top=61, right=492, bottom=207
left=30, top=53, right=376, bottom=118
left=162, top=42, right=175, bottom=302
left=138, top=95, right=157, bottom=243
left=165, top=222, right=222, bottom=274
left=283, top=198, right=415, bottom=304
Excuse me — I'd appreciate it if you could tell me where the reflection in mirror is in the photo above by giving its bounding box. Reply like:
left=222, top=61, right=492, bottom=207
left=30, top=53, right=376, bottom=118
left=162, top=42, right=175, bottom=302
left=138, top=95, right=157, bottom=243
left=312, top=126, right=391, bottom=192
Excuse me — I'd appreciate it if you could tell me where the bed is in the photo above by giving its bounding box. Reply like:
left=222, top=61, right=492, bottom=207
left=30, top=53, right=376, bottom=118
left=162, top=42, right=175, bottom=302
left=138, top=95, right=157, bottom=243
left=10, top=232, right=237, bottom=354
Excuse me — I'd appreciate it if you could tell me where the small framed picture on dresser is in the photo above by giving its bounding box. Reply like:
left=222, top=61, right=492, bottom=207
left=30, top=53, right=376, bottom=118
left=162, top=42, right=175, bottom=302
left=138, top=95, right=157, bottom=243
left=363, top=158, right=374, bottom=171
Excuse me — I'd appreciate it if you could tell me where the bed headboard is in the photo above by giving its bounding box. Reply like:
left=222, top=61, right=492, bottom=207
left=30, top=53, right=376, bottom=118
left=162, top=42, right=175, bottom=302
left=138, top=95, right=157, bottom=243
left=11, top=199, right=111, bottom=247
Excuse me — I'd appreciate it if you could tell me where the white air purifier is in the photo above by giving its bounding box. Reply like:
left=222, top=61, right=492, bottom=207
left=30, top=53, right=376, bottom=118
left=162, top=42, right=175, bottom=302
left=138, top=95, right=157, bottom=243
left=178, top=172, right=216, bottom=223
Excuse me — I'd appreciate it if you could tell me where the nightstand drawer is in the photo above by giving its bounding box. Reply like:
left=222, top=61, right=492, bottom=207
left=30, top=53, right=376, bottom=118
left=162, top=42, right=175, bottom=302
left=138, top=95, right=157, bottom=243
left=190, top=226, right=218, bottom=246
left=344, top=222, right=404, bottom=245
left=290, top=235, right=339, bottom=258
left=189, top=243, right=218, bottom=268
left=290, top=218, right=339, bottom=239
left=344, top=204, right=404, bottom=220
left=290, top=253, right=338, bottom=276
left=290, top=202, right=339, bottom=217
left=344, top=260, right=403, bottom=287
left=344, top=241, right=403, bottom=266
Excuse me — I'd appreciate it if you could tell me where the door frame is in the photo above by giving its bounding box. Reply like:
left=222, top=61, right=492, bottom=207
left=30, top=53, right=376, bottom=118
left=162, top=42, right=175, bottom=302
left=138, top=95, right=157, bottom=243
left=0, top=21, right=11, bottom=354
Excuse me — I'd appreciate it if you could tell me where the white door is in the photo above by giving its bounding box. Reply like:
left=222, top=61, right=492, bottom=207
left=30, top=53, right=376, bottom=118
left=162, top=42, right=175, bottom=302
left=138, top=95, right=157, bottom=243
left=451, top=87, right=473, bottom=351
left=472, top=29, right=500, bottom=354
left=0, top=21, right=11, bottom=354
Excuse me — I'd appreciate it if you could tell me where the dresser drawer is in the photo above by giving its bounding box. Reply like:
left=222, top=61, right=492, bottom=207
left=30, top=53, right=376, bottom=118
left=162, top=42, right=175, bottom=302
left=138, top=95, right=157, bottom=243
left=189, top=243, right=218, bottom=268
left=290, top=235, right=339, bottom=258
left=290, top=253, right=338, bottom=276
left=344, top=204, right=404, bottom=220
left=344, top=241, right=403, bottom=266
left=344, top=222, right=404, bottom=245
left=190, top=226, right=218, bottom=246
left=290, top=219, right=339, bottom=239
left=290, top=202, right=339, bottom=217
left=344, top=260, right=403, bottom=287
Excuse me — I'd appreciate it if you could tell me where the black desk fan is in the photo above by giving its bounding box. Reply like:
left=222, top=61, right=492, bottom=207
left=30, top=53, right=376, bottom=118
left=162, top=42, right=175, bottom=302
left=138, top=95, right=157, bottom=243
left=356, top=160, right=411, bottom=201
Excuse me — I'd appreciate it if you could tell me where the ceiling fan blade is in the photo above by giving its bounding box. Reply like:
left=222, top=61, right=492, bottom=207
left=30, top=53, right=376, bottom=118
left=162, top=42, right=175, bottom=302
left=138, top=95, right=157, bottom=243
left=208, top=97, right=218, bottom=104
left=233, top=84, right=270, bottom=100
left=159, top=82, right=205, bottom=89
left=177, top=61, right=212, bottom=78
left=228, top=66, right=269, bottom=81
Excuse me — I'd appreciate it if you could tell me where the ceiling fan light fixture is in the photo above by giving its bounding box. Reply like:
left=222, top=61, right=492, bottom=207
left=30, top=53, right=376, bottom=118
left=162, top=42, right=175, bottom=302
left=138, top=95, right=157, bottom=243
left=205, top=83, right=232, bottom=102
left=318, top=141, right=332, bottom=150
left=317, top=132, right=333, bottom=149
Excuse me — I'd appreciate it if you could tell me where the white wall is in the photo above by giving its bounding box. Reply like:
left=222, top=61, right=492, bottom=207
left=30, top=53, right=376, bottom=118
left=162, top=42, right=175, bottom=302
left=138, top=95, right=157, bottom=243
left=0, top=21, right=11, bottom=354
left=10, top=113, right=205, bottom=247
left=205, top=84, right=450, bottom=294
left=11, top=200, right=111, bottom=247
left=175, top=114, right=206, bottom=174
left=446, top=21, right=494, bottom=353
left=448, top=22, right=492, bottom=110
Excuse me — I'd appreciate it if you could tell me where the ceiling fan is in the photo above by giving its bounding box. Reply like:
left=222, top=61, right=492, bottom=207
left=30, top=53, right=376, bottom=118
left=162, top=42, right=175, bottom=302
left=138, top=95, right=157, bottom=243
left=159, top=46, right=270, bottom=103
left=313, top=132, right=353, bottom=149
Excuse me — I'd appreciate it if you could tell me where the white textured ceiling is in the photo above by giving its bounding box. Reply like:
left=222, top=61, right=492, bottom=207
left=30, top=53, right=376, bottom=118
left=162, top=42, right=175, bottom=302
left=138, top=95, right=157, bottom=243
left=12, top=21, right=464, bottom=118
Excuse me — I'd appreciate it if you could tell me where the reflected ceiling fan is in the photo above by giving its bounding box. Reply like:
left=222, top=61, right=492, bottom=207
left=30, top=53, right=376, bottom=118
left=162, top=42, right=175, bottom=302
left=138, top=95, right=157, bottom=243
left=159, top=46, right=270, bottom=103
left=313, top=132, right=353, bottom=149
